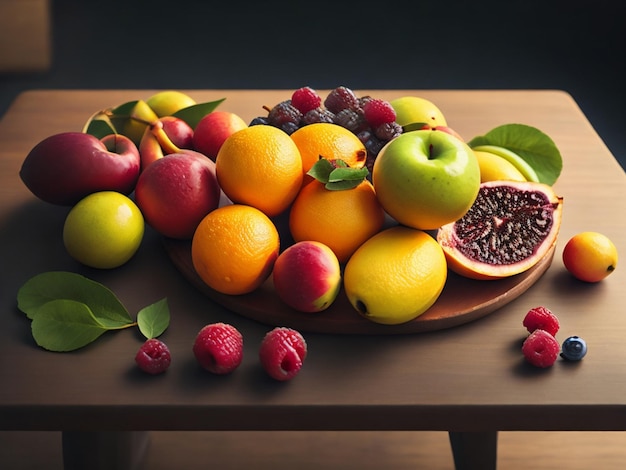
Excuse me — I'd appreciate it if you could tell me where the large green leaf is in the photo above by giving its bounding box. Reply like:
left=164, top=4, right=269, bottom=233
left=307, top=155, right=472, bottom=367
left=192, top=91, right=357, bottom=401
left=172, top=98, right=226, bottom=129
left=468, top=123, right=563, bottom=185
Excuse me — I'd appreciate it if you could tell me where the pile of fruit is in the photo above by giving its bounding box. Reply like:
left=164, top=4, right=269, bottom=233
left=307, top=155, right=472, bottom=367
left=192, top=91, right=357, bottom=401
left=18, top=86, right=618, bottom=333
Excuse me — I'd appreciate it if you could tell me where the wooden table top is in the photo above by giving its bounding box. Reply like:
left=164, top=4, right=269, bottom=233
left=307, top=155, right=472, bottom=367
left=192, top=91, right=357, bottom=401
left=1, top=89, right=625, bottom=433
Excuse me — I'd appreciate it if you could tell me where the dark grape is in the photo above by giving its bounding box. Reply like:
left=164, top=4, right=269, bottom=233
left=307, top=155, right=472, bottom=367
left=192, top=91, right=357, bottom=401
left=302, top=107, right=335, bottom=125
left=374, top=122, right=403, bottom=141
left=334, top=109, right=368, bottom=133
left=268, top=100, right=302, bottom=127
left=324, top=86, right=360, bottom=113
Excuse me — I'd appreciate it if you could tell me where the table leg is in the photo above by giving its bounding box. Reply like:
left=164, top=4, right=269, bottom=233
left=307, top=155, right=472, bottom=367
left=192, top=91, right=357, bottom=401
left=448, top=431, right=498, bottom=470
left=62, top=431, right=151, bottom=470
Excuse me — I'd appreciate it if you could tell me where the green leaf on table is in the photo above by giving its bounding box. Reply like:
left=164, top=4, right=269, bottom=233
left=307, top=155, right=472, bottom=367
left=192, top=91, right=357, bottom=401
left=137, top=298, right=170, bottom=339
left=17, top=271, right=132, bottom=326
left=173, top=98, right=226, bottom=129
left=31, top=299, right=109, bottom=352
left=468, top=123, right=563, bottom=185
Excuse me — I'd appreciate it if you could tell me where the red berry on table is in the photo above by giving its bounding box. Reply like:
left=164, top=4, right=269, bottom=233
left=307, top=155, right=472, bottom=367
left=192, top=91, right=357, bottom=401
left=363, top=98, right=397, bottom=128
left=192, top=323, right=244, bottom=374
left=291, top=87, right=322, bottom=114
left=522, top=329, right=560, bottom=368
left=522, top=306, right=560, bottom=336
left=259, top=327, right=307, bottom=381
left=135, top=338, right=171, bottom=375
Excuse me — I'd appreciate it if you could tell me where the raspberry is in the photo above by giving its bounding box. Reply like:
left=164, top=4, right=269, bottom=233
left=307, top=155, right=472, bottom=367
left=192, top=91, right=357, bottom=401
left=291, top=87, right=322, bottom=114
left=363, top=98, right=397, bottom=128
left=324, top=86, right=360, bottom=114
left=522, top=329, right=560, bottom=368
left=135, top=338, right=171, bottom=375
left=192, top=323, right=243, bottom=375
left=522, top=306, right=560, bottom=336
left=259, top=327, right=307, bottom=381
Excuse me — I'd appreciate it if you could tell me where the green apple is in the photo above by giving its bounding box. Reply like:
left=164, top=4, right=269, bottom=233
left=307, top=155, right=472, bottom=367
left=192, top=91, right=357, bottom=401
left=390, top=96, right=448, bottom=128
left=372, top=129, right=480, bottom=230
left=146, top=90, right=196, bottom=117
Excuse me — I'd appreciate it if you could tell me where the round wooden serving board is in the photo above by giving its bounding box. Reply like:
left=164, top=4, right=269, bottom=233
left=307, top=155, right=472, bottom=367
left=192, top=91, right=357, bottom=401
left=163, top=237, right=555, bottom=335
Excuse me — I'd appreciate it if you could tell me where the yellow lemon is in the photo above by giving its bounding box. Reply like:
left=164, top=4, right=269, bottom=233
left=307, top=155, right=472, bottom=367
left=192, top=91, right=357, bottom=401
left=63, top=191, right=144, bottom=269
left=389, top=96, right=448, bottom=128
left=474, top=150, right=526, bottom=183
left=146, top=90, right=196, bottom=117
left=343, top=226, right=447, bottom=324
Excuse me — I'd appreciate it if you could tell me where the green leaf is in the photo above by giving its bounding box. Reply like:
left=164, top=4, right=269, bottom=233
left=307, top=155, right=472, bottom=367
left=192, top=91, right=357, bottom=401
left=17, top=271, right=132, bottom=327
left=402, top=122, right=429, bottom=132
left=307, top=158, right=335, bottom=183
left=31, top=299, right=109, bottom=352
left=328, top=166, right=369, bottom=182
left=325, top=179, right=364, bottom=191
left=173, top=98, right=226, bottom=129
left=306, top=158, right=369, bottom=190
left=468, top=123, right=563, bottom=185
left=137, top=298, right=170, bottom=339
left=83, top=115, right=117, bottom=139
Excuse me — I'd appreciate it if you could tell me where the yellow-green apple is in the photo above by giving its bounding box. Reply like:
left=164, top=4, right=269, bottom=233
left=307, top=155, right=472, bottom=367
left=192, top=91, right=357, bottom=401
left=272, top=241, right=342, bottom=313
left=122, top=100, right=159, bottom=146
left=20, top=132, right=140, bottom=205
left=372, top=129, right=480, bottom=230
left=146, top=90, right=196, bottom=117
left=390, top=96, right=448, bottom=129
left=192, top=111, right=248, bottom=161
left=134, top=151, right=220, bottom=239
left=139, top=116, right=194, bottom=170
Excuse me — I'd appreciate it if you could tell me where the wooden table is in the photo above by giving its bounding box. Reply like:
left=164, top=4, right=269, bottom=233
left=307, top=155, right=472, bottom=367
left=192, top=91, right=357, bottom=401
left=1, top=90, right=625, bottom=470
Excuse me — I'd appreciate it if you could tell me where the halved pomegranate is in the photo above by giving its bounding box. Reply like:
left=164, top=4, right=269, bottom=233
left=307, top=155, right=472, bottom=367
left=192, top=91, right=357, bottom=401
left=437, top=181, right=563, bottom=280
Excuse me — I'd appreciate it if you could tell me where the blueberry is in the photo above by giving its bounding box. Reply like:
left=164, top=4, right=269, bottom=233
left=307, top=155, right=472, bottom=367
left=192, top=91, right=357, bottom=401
left=560, top=336, right=587, bottom=361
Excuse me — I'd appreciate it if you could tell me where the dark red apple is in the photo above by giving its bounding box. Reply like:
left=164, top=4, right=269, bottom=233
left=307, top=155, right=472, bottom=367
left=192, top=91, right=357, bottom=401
left=192, top=111, right=247, bottom=161
left=134, top=151, right=220, bottom=239
left=20, top=132, right=140, bottom=205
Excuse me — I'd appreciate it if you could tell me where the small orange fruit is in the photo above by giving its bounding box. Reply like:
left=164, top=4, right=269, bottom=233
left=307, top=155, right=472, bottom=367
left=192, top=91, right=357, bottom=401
left=216, top=125, right=303, bottom=217
left=562, top=231, right=618, bottom=282
left=289, top=179, right=386, bottom=264
left=290, top=123, right=367, bottom=177
left=191, top=204, right=280, bottom=295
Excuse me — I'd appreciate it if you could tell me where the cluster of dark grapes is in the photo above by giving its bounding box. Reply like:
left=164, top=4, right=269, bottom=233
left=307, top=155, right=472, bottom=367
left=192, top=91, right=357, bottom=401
left=249, top=86, right=403, bottom=171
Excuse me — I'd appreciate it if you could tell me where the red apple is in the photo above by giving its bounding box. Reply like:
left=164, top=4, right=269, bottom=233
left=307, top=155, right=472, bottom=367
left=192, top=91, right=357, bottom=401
left=20, top=132, right=140, bottom=205
left=134, top=151, right=220, bottom=239
left=139, top=116, right=194, bottom=170
left=272, top=241, right=342, bottom=313
left=193, top=111, right=247, bottom=160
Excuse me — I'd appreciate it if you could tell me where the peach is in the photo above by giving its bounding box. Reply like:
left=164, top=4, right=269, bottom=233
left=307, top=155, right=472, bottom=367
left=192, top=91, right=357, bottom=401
left=193, top=111, right=247, bottom=160
left=272, top=241, right=341, bottom=313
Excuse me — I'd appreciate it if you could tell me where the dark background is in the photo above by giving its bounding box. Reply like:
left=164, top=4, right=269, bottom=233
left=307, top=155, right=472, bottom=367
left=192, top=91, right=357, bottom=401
left=1, top=0, right=624, bottom=167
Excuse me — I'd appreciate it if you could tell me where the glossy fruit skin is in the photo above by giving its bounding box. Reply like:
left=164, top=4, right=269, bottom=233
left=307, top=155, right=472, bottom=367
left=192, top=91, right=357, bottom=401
left=259, top=327, right=307, bottom=381
left=63, top=191, right=144, bottom=269
left=20, top=132, right=140, bottom=206
left=373, top=129, right=481, bottom=230
left=560, top=336, right=588, bottom=361
left=272, top=241, right=341, bottom=313
left=474, top=150, right=526, bottom=183
left=437, top=181, right=563, bottom=280
left=390, top=96, right=448, bottom=128
left=134, top=151, right=220, bottom=239
left=343, top=226, right=447, bottom=325
left=139, top=116, right=194, bottom=170
left=192, top=111, right=248, bottom=160
left=135, top=338, right=171, bottom=375
left=146, top=90, right=196, bottom=117
left=562, top=231, right=618, bottom=282
left=522, top=329, right=560, bottom=368
left=192, top=323, right=243, bottom=375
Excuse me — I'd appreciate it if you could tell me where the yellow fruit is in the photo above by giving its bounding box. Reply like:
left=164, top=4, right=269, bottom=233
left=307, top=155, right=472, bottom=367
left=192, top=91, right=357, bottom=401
left=562, top=231, right=618, bottom=282
left=191, top=204, right=280, bottom=295
left=389, top=96, right=448, bottom=128
left=289, top=179, right=385, bottom=264
left=216, top=125, right=303, bottom=217
left=474, top=150, right=526, bottom=183
left=290, top=123, right=367, bottom=176
left=122, top=99, right=159, bottom=146
left=146, top=90, right=196, bottom=117
left=343, top=226, right=447, bottom=325
left=63, top=191, right=144, bottom=269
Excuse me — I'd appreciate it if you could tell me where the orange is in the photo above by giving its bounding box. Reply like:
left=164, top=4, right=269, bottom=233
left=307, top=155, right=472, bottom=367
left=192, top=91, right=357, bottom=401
left=191, top=204, right=280, bottom=295
left=562, top=231, right=618, bottom=282
left=290, top=123, right=368, bottom=176
left=216, top=125, right=303, bottom=217
left=289, top=179, right=386, bottom=264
